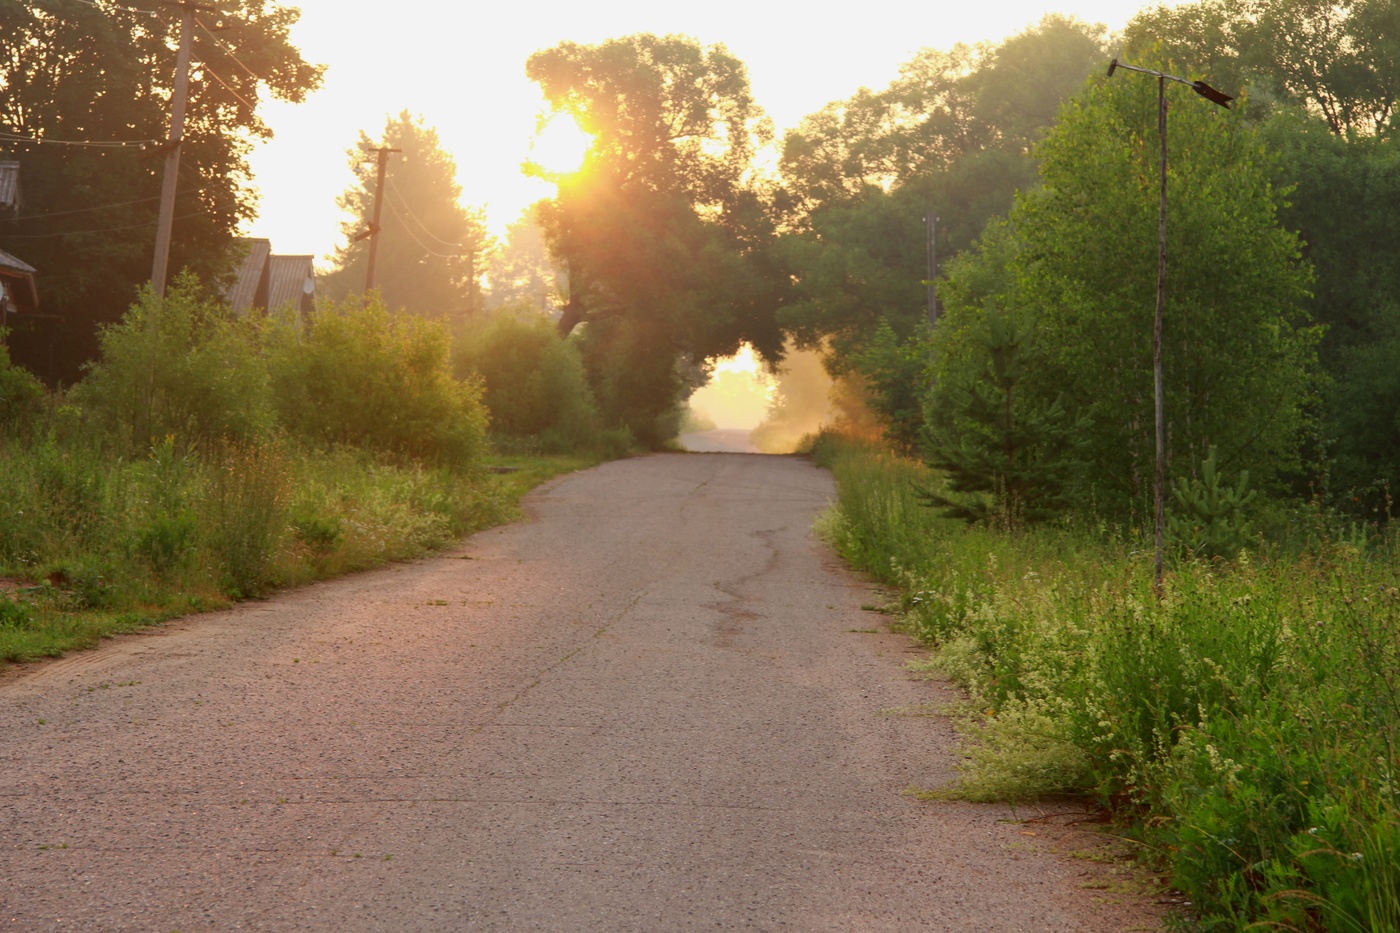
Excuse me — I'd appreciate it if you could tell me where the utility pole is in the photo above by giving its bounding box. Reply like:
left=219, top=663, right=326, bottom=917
left=924, top=210, right=939, bottom=327
left=356, top=146, right=401, bottom=293
left=150, top=0, right=214, bottom=298
left=1106, top=57, right=1233, bottom=598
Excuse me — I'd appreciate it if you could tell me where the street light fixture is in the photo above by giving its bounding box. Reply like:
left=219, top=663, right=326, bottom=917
left=1105, top=57, right=1233, bottom=598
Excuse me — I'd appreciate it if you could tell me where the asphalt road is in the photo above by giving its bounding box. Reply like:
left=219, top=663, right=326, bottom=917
left=0, top=453, right=1156, bottom=931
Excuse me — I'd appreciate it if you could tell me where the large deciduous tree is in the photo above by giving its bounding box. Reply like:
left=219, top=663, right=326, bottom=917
left=930, top=59, right=1319, bottom=522
left=322, top=111, right=491, bottom=320
left=526, top=34, right=786, bottom=446
left=1126, top=0, right=1400, bottom=136
left=774, top=16, right=1106, bottom=448
left=0, top=0, right=321, bottom=384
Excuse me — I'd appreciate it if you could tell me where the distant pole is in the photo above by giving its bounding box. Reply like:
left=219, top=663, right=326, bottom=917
left=925, top=210, right=939, bottom=327
left=363, top=146, right=401, bottom=293
left=150, top=1, right=212, bottom=298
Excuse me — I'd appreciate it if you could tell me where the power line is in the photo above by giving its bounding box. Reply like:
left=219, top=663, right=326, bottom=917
left=3, top=194, right=163, bottom=222
left=386, top=178, right=468, bottom=250
left=0, top=130, right=156, bottom=149
left=195, top=16, right=263, bottom=83
left=67, top=0, right=159, bottom=17
left=199, top=62, right=258, bottom=111
left=0, top=208, right=209, bottom=240
left=383, top=197, right=467, bottom=259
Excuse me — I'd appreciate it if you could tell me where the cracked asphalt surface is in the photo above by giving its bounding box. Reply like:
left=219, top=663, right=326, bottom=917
left=0, top=452, right=1158, bottom=931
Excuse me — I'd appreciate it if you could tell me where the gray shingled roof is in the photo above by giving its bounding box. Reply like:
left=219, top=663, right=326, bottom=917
left=265, top=255, right=315, bottom=313
left=225, top=237, right=271, bottom=316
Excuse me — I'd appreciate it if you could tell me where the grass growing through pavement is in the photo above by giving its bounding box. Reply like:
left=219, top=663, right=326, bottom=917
left=0, top=431, right=600, bottom=665
left=813, top=432, right=1400, bottom=932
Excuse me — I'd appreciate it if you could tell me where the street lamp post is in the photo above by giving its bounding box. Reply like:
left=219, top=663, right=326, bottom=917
left=1105, top=58, right=1233, bottom=597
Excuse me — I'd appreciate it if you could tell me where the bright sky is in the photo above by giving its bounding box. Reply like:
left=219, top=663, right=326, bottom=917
left=243, top=0, right=1174, bottom=264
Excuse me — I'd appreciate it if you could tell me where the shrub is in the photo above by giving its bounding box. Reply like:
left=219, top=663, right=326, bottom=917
left=270, top=297, right=488, bottom=470
left=454, top=308, right=605, bottom=451
left=0, top=340, right=44, bottom=433
left=74, top=274, right=275, bottom=454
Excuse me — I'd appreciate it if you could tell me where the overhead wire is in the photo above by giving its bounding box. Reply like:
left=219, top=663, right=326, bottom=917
left=3, top=193, right=163, bottom=222
left=382, top=197, right=466, bottom=260
left=0, top=208, right=210, bottom=240
left=195, top=16, right=263, bottom=83
left=0, top=130, right=156, bottom=149
left=385, top=177, right=469, bottom=250
left=198, top=62, right=259, bottom=111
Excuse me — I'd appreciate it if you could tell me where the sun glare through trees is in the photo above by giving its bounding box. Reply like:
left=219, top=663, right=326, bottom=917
left=527, top=112, right=592, bottom=178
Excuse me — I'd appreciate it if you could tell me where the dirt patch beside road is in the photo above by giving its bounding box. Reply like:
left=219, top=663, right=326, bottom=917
left=0, top=453, right=1162, bottom=931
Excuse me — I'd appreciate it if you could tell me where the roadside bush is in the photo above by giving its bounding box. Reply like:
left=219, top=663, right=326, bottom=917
left=0, top=340, right=44, bottom=433
left=820, top=434, right=1400, bottom=930
left=454, top=308, right=606, bottom=452
left=74, top=274, right=275, bottom=454
left=270, top=297, right=487, bottom=470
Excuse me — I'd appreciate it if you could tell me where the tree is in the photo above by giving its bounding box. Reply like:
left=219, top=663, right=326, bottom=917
left=936, top=57, right=1319, bottom=521
left=0, top=0, right=321, bottom=384
left=920, top=302, right=1087, bottom=527
left=1125, top=0, right=1400, bottom=136
left=775, top=17, right=1106, bottom=443
left=483, top=205, right=562, bottom=314
left=526, top=34, right=786, bottom=444
left=322, top=111, right=491, bottom=320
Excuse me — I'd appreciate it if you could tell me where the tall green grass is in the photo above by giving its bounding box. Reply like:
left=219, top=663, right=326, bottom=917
left=817, top=432, right=1400, bottom=932
left=0, top=426, right=593, bottom=665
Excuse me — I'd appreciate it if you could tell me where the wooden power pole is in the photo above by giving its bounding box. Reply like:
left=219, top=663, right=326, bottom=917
left=150, top=0, right=214, bottom=298
left=360, top=146, right=401, bottom=293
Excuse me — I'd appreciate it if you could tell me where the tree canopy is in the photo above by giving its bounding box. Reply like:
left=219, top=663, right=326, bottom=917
left=929, top=57, right=1318, bottom=522
left=0, top=0, right=321, bottom=384
left=322, top=111, right=491, bottom=320
left=526, top=34, right=786, bottom=445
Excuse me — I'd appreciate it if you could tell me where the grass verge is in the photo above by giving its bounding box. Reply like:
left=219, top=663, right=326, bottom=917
left=814, top=431, right=1400, bottom=932
left=0, top=436, right=602, bottom=667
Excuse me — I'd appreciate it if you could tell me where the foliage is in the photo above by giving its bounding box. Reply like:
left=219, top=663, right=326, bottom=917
left=74, top=274, right=275, bottom=454
left=322, top=111, right=491, bottom=319
left=483, top=206, right=561, bottom=314
left=527, top=34, right=787, bottom=443
left=821, top=434, right=1400, bottom=931
left=940, top=56, right=1319, bottom=521
left=0, top=339, right=44, bottom=431
left=453, top=308, right=609, bottom=453
left=920, top=303, right=1087, bottom=527
left=1169, top=445, right=1258, bottom=559
left=268, top=295, right=487, bottom=470
left=775, top=16, right=1108, bottom=440
left=1125, top=0, right=1400, bottom=136
left=0, top=0, right=322, bottom=384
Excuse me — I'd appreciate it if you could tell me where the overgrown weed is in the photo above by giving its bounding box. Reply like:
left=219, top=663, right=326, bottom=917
left=819, top=431, right=1400, bottom=931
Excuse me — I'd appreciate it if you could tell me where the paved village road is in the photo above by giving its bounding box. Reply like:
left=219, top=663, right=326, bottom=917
left=0, top=453, right=1157, bottom=932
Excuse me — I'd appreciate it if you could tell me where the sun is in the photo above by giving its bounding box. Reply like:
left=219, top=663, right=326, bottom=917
left=527, top=112, right=591, bottom=177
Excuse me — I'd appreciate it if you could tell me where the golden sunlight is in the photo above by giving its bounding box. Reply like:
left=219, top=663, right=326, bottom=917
left=688, top=345, right=777, bottom=431
left=528, top=113, right=592, bottom=177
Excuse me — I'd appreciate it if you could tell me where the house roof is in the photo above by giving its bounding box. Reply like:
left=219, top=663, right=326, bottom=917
left=0, top=247, right=36, bottom=276
left=225, top=237, right=272, bottom=316
left=0, top=162, right=20, bottom=212
left=265, top=254, right=315, bottom=312
left=0, top=247, right=39, bottom=308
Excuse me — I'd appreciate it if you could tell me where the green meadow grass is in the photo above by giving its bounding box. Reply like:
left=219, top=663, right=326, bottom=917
left=0, top=434, right=600, bottom=666
left=816, top=433, right=1399, bottom=932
